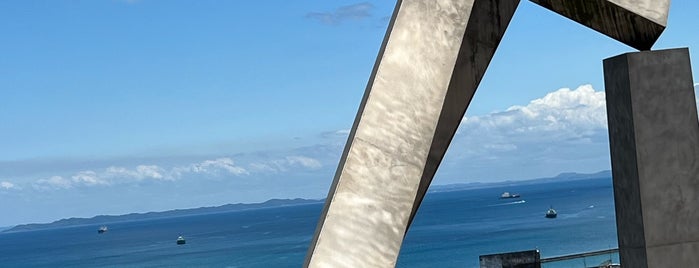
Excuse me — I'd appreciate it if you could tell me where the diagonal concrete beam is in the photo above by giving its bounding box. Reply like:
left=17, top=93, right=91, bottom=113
left=408, top=0, right=523, bottom=229
left=304, top=0, right=519, bottom=267
left=530, top=0, right=670, bottom=50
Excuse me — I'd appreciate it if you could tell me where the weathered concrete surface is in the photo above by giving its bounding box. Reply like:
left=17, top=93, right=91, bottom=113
left=304, top=0, right=519, bottom=267
left=531, top=0, right=669, bottom=50
left=480, top=250, right=541, bottom=268
left=604, top=48, right=699, bottom=268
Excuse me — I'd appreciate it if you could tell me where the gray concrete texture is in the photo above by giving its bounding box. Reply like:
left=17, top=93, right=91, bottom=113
left=304, top=0, right=519, bottom=267
left=305, top=0, right=686, bottom=266
left=530, top=0, right=669, bottom=50
left=479, top=250, right=541, bottom=268
left=604, top=48, right=699, bottom=268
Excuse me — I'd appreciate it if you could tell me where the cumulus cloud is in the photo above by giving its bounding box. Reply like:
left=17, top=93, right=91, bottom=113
left=31, top=164, right=172, bottom=190
left=1, top=181, right=17, bottom=190
left=137, top=165, right=164, bottom=179
left=194, top=158, right=247, bottom=174
left=72, top=171, right=109, bottom=186
left=306, top=2, right=374, bottom=25
left=249, top=155, right=323, bottom=173
left=173, top=158, right=248, bottom=177
left=104, top=165, right=167, bottom=180
left=35, top=176, right=73, bottom=190
left=445, top=83, right=699, bottom=182
left=26, top=158, right=252, bottom=190
left=440, top=84, right=611, bottom=181
left=461, top=85, right=606, bottom=138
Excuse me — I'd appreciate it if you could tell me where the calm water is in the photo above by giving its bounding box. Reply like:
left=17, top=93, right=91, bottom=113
left=0, top=178, right=618, bottom=267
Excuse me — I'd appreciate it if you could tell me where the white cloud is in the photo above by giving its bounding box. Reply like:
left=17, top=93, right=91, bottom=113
left=31, top=164, right=170, bottom=191
left=306, top=2, right=374, bottom=25
left=105, top=165, right=168, bottom=181
left=137, top=165, right=165, bottom=179
left=72, top=171, right=109, bottom=186
left=285, top=156, right=322, bottom=169
left=28, top=159, right=247, bottom=190
left=249, top=155, right=323, bottom=173
left=195, top=158, right=248, bottom=175
left=1, top=181, right=16, bottom=190
left=35, top=176, right=73, bottom=190
left=105, top=166, right=133, bottom=178
left=462, top=85, right=607, bottom=136
left=445, top=83, right=699, bottom=182
left=440, top=84, right=611, bottom=181
left=173, top=158, right=248, bottom=177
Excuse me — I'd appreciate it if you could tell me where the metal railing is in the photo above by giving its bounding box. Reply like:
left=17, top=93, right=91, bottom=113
left=541, top=248, right=620, bottom=268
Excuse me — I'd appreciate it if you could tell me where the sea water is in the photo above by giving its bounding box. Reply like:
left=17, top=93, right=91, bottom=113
left=0, top=178, right=617, bottom=267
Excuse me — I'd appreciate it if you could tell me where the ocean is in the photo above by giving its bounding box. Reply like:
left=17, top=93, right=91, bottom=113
left=0, top=178, right=618, bottom=267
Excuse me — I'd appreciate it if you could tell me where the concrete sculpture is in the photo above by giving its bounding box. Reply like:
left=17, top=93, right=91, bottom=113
left=304, top=1, right=520, bottom=266
left=306, top=0, right=694, bottom=267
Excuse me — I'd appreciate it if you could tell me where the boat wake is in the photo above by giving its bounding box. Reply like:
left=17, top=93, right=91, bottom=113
left=489, top=200, right=526, bottom=207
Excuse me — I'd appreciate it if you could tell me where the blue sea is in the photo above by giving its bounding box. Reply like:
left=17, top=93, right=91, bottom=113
left=0, top=178, right=618, bottom=267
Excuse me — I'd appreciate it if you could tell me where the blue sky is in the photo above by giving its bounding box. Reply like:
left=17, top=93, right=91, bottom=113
left=1, top=0, right=698, bottom=226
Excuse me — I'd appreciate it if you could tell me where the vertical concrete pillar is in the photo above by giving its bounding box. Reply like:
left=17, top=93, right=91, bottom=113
left=304, top=0, right=519, bottom=267
left=604, top=48, right=699, bottom=267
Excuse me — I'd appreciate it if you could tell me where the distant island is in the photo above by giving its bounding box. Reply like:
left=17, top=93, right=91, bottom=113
left=4, top=170, right=612, bottom=233
left=3, top=198, right=323, bottom=233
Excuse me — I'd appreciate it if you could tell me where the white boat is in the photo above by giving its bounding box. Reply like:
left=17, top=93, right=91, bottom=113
left=98, top=226, right=108, bottom=234
left=500, top=192, right=521, bottom=199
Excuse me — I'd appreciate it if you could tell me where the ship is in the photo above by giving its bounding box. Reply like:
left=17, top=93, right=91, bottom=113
left=98, top=226, right=108, bottom=234
left=177, top=235, right=186, bottom=245
left=545, top=207, right=557, bottom=218
left=500, top=192, right=521, bottom=199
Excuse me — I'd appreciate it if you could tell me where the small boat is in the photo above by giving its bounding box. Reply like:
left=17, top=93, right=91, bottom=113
left=545, top=207, right=557, bottom=218
left=500, top=192, right=521, bottom=199
left=176, top=235, right=186, bottom=245
left=98, top=226, right=108, bottom=234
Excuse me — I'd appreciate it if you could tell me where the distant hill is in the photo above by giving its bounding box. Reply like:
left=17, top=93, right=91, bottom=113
left=4, top=198, right=323, bottom=233
left=428, top=170, right=611, bottom=193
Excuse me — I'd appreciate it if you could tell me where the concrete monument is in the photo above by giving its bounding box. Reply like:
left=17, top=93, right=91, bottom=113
left=305, top=0, right=694, bottom=267
left=304, top=1, right=520, bottom=266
